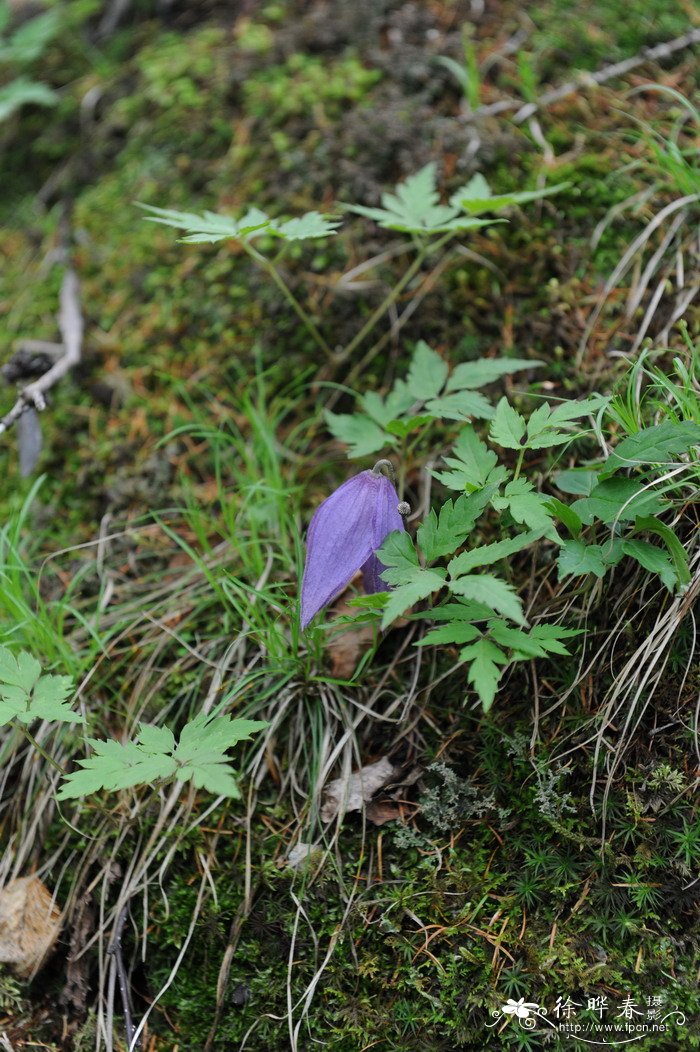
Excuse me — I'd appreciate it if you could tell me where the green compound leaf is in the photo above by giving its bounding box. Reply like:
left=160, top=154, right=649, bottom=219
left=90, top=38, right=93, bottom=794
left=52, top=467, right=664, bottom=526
left=272, top=212, right=341, bottom=241
left=417, top=491, right=491, bottom=563
left=417, top=622, right=481, bottom=646
left=493, top=478, right=559, bottom=539
left=58, top=714, right=267, bottom=801
left=0, top=647, right=79, bottom=728
left=344, top=163, right=496, bottom=235
left=360, top=383, right=415, bottom=428
left=432, top=427, right=502, bottom=492
left=376, top=530, right=420, bottom=584
left=525, top=624, right=583, bottom=655
left=140, top=203, right=340, bottom=245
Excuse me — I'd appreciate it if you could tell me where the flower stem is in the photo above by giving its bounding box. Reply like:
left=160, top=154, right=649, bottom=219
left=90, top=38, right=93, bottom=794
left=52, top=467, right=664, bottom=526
left=241, top=242, right=335, bottom=361
left=19, top=724, right=66, bottom=775
left=337, top=238, right=437, bottom=362
left=513, top=447, right=526, bottom=481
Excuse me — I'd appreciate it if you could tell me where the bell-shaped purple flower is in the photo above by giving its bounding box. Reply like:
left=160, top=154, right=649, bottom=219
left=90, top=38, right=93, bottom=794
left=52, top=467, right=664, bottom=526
left=301, top=463, right=405, bottom=629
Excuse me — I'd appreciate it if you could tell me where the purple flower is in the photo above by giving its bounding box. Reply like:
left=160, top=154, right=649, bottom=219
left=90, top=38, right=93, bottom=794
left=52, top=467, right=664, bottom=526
left=301, top=463, right=406, bottom=629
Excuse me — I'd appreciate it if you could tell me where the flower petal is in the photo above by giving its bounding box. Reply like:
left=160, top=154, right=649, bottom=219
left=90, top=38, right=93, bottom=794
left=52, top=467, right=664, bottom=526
left=301, top=472, right=382, bottom=628
left=362, top=475, right=404, bottom=593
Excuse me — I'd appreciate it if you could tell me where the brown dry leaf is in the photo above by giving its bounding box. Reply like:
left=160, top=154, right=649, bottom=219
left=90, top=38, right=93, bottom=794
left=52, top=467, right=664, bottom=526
left=321, top=757, right=423, bottom=824
left=327, top=600, right=374, bottom=678
left=0, top=877, right=62, bottom=978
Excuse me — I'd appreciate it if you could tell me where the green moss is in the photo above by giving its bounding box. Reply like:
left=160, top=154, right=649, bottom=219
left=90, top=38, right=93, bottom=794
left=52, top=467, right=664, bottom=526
left=243, top=53, right=382, bottom=123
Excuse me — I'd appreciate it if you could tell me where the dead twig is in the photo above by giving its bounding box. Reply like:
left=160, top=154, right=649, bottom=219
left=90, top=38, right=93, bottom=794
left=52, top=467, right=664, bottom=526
left=0, top=265, right=83, bottom=437
left=464, top=28, right=700, bottom=126
left=107, top=903, right=137, bottom=1051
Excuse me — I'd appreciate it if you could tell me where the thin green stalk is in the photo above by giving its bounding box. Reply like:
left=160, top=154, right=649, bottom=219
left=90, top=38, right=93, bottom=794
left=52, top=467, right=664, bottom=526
left=337, top=238, right=438, bottom=362
left=241, top=242, right=335, bottom=361
left=513, top=448, right=526, bottom=481
left=19, top=724, right=65, bottom=775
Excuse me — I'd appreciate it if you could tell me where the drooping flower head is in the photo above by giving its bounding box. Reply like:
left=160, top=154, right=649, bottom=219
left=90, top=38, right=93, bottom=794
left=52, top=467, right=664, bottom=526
left=301, top=460, right=407, bottom=629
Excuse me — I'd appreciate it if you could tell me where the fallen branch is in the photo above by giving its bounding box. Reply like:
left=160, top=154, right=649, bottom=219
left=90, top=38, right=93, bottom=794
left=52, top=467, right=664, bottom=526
left=0, top=264, right=83, bottom=436
left=107, top=904, right=138, bottom=1051
left=464, top=28, right=700, bottom=126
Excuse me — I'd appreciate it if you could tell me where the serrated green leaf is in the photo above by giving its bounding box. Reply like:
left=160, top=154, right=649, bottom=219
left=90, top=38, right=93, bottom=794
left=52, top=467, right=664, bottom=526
left=447, top=358, right=543, bottom=391
left=444, top=427, right=497, bottom=486
left=26, top=675, right=82, bottom=725
left=407, top=341, right=449, bottom=401
left=345, top=164, right=496, bottom=235
left=526, top=623, right=582, bottom=656
left=138, top=724, right=176, bottom=753
left=494, top=478, right=558, bottom=538
left=272, top=212, right=341, bottom=241
left=601, top=421, right=700, bottom=477
left=449, top=574, right=526, bottom=625
left=460, top=638, right=508, bottom=710
left=417, top=622, right=481, bottom=646
left=176, top=760, right=241, bottom=798
left=412, top=599, right=496, bottom=622
left=489, top=397, right=526, bottom=449
left=448, top=529, right=544, bottom=578
left=417, top=491, right=490, bottom=563
left=57, top=738, right=177, bottom=800
left=324, top=410, right=391, bottom=458
left=360, top=382, right=415, bottom=427
left=544, top=395, right=609, bottom=425
left=380, top=569, right=447, bottom=628
left=58, top=715, right=266, bottom=800
left=557, top=540, right=607, bottom=579
left=451, top=180, right=568, bottom=217
left=487, top=621, right=550, bottom=657
left=425, top=390, right=495, bottom=421
left=376, top=530, right=420, bottom=583
left=384, top=415, right=433, bottom=438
